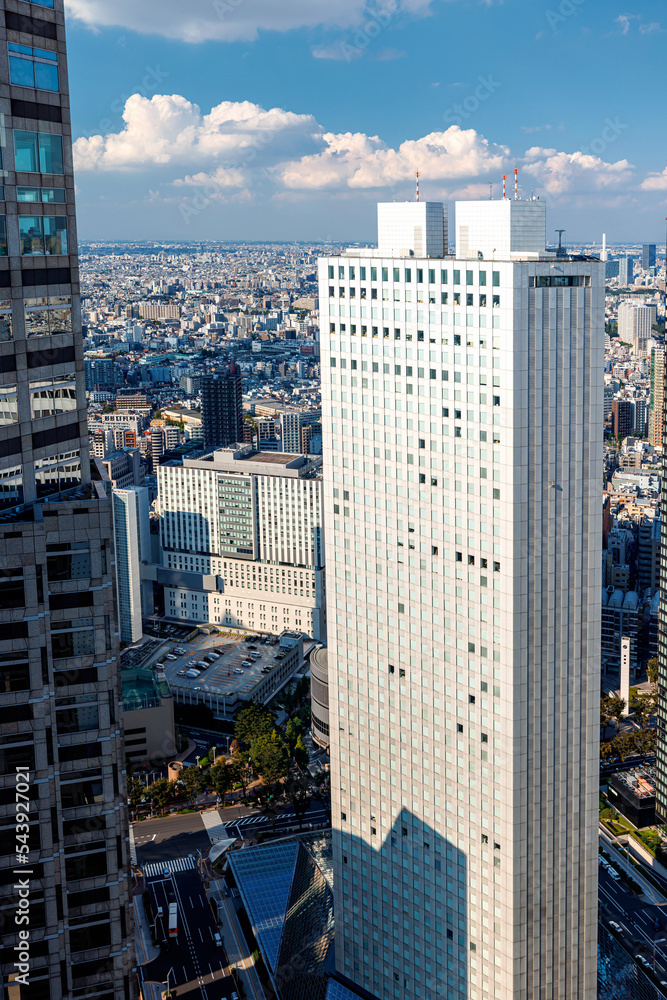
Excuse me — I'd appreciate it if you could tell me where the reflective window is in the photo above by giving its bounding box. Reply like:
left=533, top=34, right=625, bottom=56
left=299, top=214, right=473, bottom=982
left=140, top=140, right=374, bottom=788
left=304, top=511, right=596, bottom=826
left=14, top=131, right=64, bottom=174
left=0, top=218, right=7, bottom=258
left=30, top=372, right=76, bottom=418
left=0, top=385, right=18, bottom=425
left=25, top=295, right=72, bottom=338
left=17, top=186, right=66, bottom=204
left=31, top=0, right=55, bottom=7
left=8, top=43, right=59, bottom=92
left=19, top=215, right=68, bottom=255
left=0, top=464, right=22, bottom=508
left=0, top=300, right=12, bottom=342
left=35, top=449, right=81, bottom=498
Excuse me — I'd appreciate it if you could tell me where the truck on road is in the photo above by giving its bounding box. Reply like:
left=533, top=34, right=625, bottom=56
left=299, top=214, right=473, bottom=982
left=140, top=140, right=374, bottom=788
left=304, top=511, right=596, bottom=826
left=168, top=902, right=178, bottom=939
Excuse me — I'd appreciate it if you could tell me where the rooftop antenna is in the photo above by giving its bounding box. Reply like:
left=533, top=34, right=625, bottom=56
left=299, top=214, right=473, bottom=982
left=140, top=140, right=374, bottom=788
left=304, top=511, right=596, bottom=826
left=489, top=183, right=493, bottom=200
left=415, top=171, right=420, bottom=203
left=514, top=168, right=519, bottom=200
left=502, top=174, right=507, bottom=200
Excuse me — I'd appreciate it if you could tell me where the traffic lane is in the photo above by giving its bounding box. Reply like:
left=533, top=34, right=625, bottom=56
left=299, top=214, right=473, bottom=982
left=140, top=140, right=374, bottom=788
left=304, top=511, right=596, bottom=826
left=173, top=867, right=234, bottom=999
left=142, top=871, right=233, bottom=1000
left=598, top=867, right=667, bottom=976
left=134, top=813, right=211, bottom=863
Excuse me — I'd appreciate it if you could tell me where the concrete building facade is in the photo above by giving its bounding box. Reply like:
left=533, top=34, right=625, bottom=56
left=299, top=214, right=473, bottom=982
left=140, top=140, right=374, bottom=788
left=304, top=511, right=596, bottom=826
left=0, top=2, right=135, bottom=996
left=157, top=448, right=326, bottom=640
left=318, top=199, right=602, bottom=1000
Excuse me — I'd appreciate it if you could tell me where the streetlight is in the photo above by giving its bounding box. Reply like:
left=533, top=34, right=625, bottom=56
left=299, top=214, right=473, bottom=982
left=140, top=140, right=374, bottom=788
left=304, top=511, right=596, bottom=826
left=162, top=968, right=175, bottom=999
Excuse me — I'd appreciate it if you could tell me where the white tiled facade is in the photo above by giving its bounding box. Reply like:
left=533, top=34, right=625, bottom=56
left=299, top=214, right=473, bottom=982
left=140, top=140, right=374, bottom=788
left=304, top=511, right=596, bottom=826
left=113, top=486, right=150, bottom=643
left=319, top=200, right=601, bottom=1000
left=158, top=450, right=326, bottom=640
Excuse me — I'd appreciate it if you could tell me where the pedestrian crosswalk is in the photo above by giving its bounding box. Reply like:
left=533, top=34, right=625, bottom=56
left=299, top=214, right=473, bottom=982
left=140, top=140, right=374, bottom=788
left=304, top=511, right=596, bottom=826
left=141, top=855, right=197, bottom=878
left=235, top=815, right=265, bottom=827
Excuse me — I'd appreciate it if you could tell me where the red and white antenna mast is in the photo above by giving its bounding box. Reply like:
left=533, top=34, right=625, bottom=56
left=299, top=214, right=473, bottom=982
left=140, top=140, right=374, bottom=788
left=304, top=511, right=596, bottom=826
left=502, top=174, right=507, bottom=199
left=514, top=167, right=519, bottom=200
left=415, top=171, right=420, bottom=203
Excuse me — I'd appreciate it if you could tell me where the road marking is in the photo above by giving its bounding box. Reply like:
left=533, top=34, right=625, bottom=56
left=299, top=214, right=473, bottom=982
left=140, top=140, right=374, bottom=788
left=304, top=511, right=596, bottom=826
left=142, top=855, right=197, bottom=878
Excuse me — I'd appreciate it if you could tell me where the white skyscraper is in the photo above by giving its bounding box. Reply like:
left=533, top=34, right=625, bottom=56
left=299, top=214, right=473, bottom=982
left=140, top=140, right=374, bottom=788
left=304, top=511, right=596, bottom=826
left=617, top=299, right=657, bottom=355
left=318, top=200, right=602, bottom=1000
left=113, top=486, right=151, bottom=643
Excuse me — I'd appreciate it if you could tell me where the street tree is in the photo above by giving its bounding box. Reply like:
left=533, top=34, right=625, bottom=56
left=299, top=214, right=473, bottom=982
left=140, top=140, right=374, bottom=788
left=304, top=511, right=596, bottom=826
left=180, top=766, right=205, bottom=807
left=294, top=734, right=309, bottom=770
left=209, top=761, right=233, bottom=803
left=285, top=775, right=311, bottom=830
left=647, top=658, right=660, bottom=685
left=630, top=691, right=656, bottom=729
left=250, top=731, right=290, bottom=787
left=285, top=715, right=303, bottom=751
left=633, top=727, right=656, bottom=757
left=607, top=696, right=626, bottom=731
left=127, top=776, right=144, bottom=816
left=147, top=778, right=176, bottom=815
left=234, top=704, right=276, bottom=748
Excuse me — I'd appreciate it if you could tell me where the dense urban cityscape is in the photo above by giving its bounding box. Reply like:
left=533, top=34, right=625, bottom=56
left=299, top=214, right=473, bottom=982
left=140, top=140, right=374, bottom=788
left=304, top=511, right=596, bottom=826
left=1, top=3, right=667, bottom=1000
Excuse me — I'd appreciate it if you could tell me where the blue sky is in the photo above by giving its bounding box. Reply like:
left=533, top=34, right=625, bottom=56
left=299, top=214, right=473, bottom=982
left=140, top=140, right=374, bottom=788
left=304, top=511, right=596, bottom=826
left=64, top=0, right=667, bottom=242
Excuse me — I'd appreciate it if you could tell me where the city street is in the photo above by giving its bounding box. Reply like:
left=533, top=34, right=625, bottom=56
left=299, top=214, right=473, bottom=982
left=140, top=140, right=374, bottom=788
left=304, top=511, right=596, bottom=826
left=139, top=865, right=236, bottom=1000
left=598, top=856, right=667, bottom=984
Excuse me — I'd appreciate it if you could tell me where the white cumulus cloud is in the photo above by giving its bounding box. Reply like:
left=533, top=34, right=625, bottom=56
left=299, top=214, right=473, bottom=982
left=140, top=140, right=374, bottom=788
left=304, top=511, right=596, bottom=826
left=522, top=148, right=633, bottom=196
left=276, top=127, right=508, bottom=191
left=73, top=95, right=321, bottom=172
left=640, top=168, right=667, bottom=191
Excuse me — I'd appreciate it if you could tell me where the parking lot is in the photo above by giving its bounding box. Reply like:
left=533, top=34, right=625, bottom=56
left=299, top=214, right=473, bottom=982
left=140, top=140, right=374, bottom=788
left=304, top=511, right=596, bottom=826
left=159, top=630, right=285, bottom=701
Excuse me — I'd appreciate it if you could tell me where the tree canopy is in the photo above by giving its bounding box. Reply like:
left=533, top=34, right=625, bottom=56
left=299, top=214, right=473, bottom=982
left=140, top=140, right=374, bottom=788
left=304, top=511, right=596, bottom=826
left=234, top=703, right=276, bottom=748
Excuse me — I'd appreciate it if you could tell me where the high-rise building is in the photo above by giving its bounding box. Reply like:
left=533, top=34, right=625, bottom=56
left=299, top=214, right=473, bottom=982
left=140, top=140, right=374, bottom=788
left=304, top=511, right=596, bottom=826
left=201, top=371, right=243, bottom=449
left=618, top=256, right=634, bottom=285
left=617, top=300, right=657, bottom=354
left=611, top=399, right=634, bottom=439
left=158, top=447, right=326, bottom=639
left=632, top=397, right=649, bottom=438
left=84, top=357, right=123, bottom=392
left=650, top=347, right=665, bottom=450
left=319, top=198, right=602, bottom=1000
left=281, top=412, right=307, bottom=453
left=0, top=1, right=134, bottom=996
left=281, top=411, right=322, bottom=453
left=642, top=244, right=656, bottom=270
left=113, top=486, right=150, bottom=643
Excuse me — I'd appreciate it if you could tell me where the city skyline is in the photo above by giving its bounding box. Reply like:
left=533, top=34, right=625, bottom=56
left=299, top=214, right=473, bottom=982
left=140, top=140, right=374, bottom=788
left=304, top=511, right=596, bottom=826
left=63, top=0, right=667, bottom=241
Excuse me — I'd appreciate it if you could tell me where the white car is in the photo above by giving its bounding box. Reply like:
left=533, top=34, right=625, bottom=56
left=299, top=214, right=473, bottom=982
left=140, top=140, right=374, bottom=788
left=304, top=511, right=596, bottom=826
left=608, top=869, right=621, bottom=881
left=636, top=955, right=651, bottom=969
left=609, top=921, right=621, bottom=932
left=166, top=654, right=178, bottom=661
left=185, top=669, right=201, bottom=679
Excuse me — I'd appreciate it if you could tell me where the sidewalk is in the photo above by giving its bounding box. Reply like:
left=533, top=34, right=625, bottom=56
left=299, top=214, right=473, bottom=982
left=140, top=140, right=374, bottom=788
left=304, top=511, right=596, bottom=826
left=133, top=893, right=163, bottom=1000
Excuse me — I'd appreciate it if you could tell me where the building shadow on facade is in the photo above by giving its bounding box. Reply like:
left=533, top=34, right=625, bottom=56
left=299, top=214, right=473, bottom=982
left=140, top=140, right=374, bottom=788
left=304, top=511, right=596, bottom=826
left=227, top=810, right=467, bottom=1000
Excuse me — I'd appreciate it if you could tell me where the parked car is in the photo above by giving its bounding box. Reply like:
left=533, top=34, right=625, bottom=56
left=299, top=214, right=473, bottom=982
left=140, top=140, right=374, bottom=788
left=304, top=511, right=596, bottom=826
left=241, top=660, right=252, bottom=668
left=166, top=654, right=178, bottom=661
left=233, top=668, right=244, bottom=675
left=176, top=671, right=187, bottom=677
